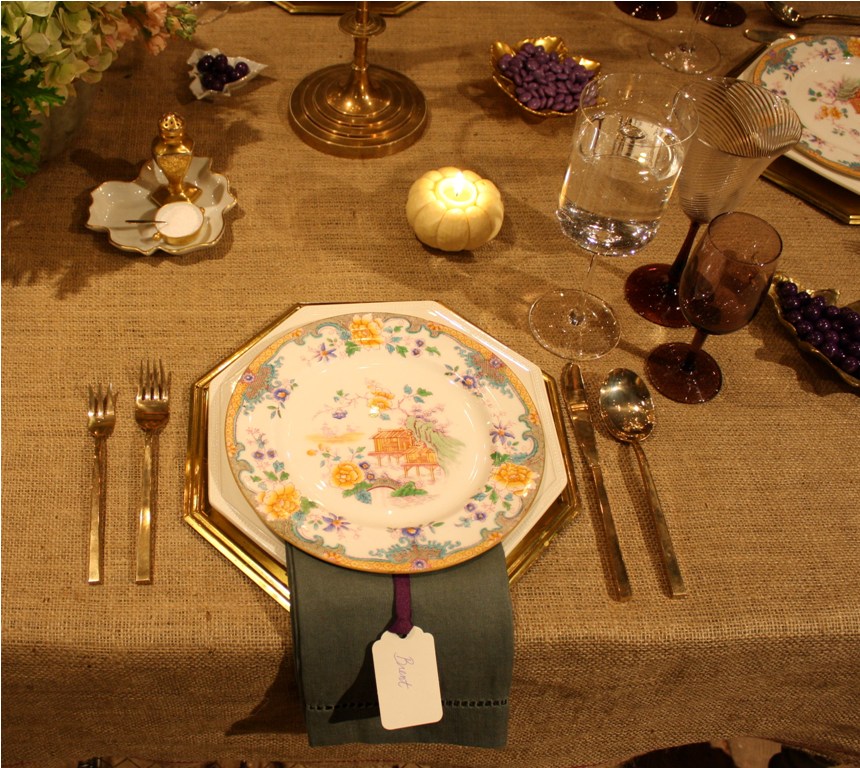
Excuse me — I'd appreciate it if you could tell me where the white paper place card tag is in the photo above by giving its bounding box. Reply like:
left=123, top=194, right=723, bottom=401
left=372, top=626, right=443, bottom=730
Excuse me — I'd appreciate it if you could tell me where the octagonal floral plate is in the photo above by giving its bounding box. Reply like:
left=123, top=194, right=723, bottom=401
left=753, top=35, right=860, bottom=180
left=225, top=309, right=546, bottom=574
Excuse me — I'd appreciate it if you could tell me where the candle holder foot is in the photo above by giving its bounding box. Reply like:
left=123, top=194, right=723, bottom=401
left=288, top=1, right=427, bottom=158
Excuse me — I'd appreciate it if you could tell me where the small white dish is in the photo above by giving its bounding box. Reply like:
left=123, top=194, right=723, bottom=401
left=187, top=48, right=266, bottom=100
left=87, top=156, right=236, bottom=255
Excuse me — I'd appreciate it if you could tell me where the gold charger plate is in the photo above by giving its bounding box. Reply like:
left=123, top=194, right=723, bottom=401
left=184, top=306, right=580, bottom=610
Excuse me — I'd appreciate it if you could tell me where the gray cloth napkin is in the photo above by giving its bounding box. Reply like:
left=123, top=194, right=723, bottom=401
left=285, top=543, right=513, bottom=747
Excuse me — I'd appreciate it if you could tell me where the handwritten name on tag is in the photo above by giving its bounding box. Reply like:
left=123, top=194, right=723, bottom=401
left=372, top=626, right=443, bottom=730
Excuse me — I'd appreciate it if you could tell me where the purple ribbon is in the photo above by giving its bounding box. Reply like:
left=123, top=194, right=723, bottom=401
left=388, top=574, right=413, bottom=637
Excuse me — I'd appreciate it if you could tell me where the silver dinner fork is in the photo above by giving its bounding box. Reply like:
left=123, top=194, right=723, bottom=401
left=87, top=384, right=116, bottom=585
left=134, top=361, right=171, bottom=584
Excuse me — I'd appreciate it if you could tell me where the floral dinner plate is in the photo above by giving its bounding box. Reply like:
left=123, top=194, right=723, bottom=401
left=225, top=310, right=546, bottom=574
left=753, top=36, right=860, bottom=180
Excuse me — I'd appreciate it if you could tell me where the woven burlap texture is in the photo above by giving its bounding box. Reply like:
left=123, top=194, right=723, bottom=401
left=3, top=3, right=859, bottom=767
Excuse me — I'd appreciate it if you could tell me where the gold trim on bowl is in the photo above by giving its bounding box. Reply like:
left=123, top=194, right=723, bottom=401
left=183, top=303, right=580, bottom=610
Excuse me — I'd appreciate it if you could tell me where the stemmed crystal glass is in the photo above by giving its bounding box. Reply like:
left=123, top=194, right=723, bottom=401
left=615, top=1, right=678, bottom=20
left=645, top=211, right=782, bottom=404
left=699, top=1, right=746, bottom=26
left=648, top=1, right=720, bottom=74
left=528, top=72, right=698, bottom=360
left=625, top=77, right=801, bottom=327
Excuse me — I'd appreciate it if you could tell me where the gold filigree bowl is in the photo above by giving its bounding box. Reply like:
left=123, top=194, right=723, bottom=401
left=768, top=273, right=860, bottom=389
left=490, top=35, right=600, bottom=118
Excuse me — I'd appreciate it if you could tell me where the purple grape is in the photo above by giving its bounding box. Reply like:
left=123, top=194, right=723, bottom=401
left=819, top=342, right=839, bottom=359
left=201, top=73, right=225, bottom=92
left=802, top=330, right=824, bottom=347
left=214, top=53, right=230, bottom=73
left=780, top=296, right=802, bottom=311
left=803, top=303, right=822, bottom=320
left=224, top=65, right=241, bottom=83
left=794, top=319, right=813, bottom=336
left=234, top=60, right=250, bottom=78
left=840, top=356, right=860, bottom=375
left=842, top=308, right=860, bottom=327
left=197, top=54, right=215, bottom=74
left=843, top=341, right=860, bottom=358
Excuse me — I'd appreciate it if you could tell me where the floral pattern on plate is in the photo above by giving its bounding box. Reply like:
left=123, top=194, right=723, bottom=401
left=226, top=312, right=544, bottom=573
left=753, top=35, right=860, bottom=179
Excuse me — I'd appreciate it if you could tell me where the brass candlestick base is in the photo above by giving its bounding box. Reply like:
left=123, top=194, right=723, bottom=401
left=289, top=1, right=427, bottom=158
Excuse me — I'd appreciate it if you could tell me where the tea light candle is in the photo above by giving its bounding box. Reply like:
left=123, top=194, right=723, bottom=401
left=406, top=167, right=504, bottom=252
left=154, top=201, right=204, bottom=245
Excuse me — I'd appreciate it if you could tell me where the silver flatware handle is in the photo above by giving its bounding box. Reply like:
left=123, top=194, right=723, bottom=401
left=88, top=438, right=107, bottom=584
left=807, top=14, right=860, bottom=23
left=135, top=433, right=156, bottom=584
left=591, top=465, right=632, bottom=602
left=632, top=442, right=687, bottom=598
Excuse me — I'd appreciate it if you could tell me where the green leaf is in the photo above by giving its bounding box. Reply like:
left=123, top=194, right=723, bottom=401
left=1, top=34, right=63, bottom=199
left=391, top=481, right=428, bottom=497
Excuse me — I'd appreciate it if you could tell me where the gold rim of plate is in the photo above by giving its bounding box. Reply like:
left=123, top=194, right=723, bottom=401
left=769, top=273, right=860, bottom=389
left=490, top=35, right=600, bottom=119
left=183, top=302, right=581, bottom=611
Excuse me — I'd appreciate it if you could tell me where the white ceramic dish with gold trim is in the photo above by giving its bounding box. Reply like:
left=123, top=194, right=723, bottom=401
left=86, top=156, right=236, bottom=255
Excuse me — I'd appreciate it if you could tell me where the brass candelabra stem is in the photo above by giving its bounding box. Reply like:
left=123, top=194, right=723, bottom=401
left=288, top=1, right=427, bottom=157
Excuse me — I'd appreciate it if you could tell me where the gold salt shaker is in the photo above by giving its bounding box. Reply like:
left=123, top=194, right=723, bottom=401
left=151, top=112, right=201, bottom=205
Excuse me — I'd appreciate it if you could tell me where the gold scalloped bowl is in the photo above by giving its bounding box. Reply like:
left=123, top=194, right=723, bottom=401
left=768, top=273, right=860, bottom=389
left=490, top=36, right=600, bottom=118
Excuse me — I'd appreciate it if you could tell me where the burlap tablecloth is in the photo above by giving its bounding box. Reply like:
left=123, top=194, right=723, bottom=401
left=3, top=3, right=859, bottom=766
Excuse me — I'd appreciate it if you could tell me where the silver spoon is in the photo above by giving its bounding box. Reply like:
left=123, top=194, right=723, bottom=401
left=743, top=28, right=796, bottom=44
left=765, top=1, right=860, bottom=26
left=598, top=368, right=687, bottom=598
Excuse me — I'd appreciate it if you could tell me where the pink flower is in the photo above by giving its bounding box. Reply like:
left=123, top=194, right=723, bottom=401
left=141, top=2, right=169, bottom=34
left=114, top=17, right=139, bottom=46
left=144, top=31, right=169, bottom=55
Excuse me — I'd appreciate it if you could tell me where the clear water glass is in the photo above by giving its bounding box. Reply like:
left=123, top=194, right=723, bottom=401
left=529, top=72, right=698, bottom=360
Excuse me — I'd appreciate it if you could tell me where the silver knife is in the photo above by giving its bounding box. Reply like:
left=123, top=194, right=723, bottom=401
left=562, top=363, right=632, bottom=602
